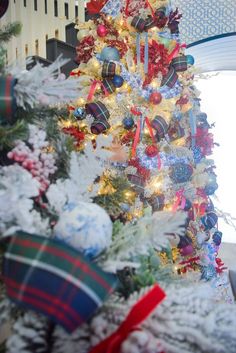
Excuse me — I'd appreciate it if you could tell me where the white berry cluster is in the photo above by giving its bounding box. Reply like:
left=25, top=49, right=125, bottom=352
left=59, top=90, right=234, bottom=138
left=8, top=124, right=57, bottom=193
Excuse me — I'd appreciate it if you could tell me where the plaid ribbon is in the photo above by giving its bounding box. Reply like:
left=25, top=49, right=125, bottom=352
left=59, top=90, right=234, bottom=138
left=151, top=116, right=169, bottom=140
left=3, top=232, right=117, bottom=333
left=85, top=101, right=110, bottom=121
left=102, top=78, right=116, bottom=94
left=148, top=194, right=165, bottom=212
left=171, top=56, right=188, bottom=72
left=161, top=66, right=178, bottom=88
left=127, top=174, right=145, bottom=194
left=0, top=76, right=17, bottom=124
left=131, top=16, right=146, bottom=32
left=101, top=61, right=116, bottom=78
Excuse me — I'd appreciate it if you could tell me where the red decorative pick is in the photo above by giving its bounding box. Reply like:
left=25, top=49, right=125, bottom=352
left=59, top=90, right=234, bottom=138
left=89, top=284, right=166, bottom=353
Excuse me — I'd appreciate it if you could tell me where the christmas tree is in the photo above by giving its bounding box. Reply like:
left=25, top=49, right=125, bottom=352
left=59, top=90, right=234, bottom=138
left=0, top=1, right=236, bottom=353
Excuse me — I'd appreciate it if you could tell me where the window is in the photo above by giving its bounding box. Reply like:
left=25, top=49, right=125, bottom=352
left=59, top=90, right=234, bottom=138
left=35, top=40, right=39, bottom=56
left=64, top=3, right=69, bottom=19
left=54, top=0, right=58, bottom=17
left=75, top=5, right=78, bottom=18
left=34, top=0, right=37, bottom=11
left=55, top=30, right=59, bottom=39
left=25, top=44, right=28, bottom=57
left=44, top=0, right=47, bottom=14
left=24, top=0, right=27, bottom=7
left=45, top=34, right=48, bottom=41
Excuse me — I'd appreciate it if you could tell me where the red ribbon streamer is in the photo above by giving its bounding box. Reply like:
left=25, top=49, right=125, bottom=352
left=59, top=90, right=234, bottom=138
left=89, top=284, right=166, bottom=353
left=167, top=42, right=187, bottom=63
left=87, top=80, right=109, bottom=101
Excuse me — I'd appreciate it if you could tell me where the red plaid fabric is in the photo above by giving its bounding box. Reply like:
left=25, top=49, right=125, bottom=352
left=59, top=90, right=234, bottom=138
left=161, top=66, right=178, bottom=88
left=171, top=56, right=188, bottom=72
left=85, top=101, right=110, bottom=120
left=131, top=16, right=146, bottom=32
left=101, top=61, right=116, bottom=78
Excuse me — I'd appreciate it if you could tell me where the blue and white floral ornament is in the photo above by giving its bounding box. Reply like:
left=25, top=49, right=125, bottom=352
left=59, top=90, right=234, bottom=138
left=53, top=202, right=112, bottom=259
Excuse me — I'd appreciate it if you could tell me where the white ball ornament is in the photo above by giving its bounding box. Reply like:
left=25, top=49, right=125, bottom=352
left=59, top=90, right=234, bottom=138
left=53, top=202, right=112, bottom=259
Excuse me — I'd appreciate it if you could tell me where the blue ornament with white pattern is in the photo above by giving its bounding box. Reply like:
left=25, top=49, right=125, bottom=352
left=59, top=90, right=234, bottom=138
left=204, top=182, right=218, bottom=195
left=192, top=146, right=203, bottom=164
left=170, top=163, right=193, bottom=183
left=53, top=202, right=112, bottom=259
left=212, top=231, right=222, bottom=246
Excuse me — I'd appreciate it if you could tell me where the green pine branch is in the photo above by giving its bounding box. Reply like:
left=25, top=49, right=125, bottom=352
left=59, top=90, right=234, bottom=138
left=0, top=22, right=22, bottom=43
left=0, top=120, right=28, bottom=150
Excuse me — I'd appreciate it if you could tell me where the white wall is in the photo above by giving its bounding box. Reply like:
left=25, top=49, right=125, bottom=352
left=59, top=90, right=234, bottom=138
left=0, top=0, right=85, bottom=65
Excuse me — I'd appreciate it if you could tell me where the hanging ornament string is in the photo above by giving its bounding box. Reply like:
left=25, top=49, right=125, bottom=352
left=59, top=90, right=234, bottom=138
left=131, top=108, right=142, bottom=158
left=167, top=42, right=186, bottom=63
left=87, top=80, right=109, bottom=101
left=172, top=188, right=186, bottom=212
left=89, top=284, right=166, bottom=353
left=136, top=33, right=141, bottom=68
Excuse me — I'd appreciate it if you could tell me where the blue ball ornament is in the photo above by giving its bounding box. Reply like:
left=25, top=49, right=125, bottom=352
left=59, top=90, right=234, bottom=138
left=123, top=116, right=134, bottom=130
left=112, top=75, right=124, bottom=88
left=186, top=54, right=195, bottom=65
left=73, top=107, right=86, bottom=120
left=204, top=183, right=218, bottom=196
left=100, top=47, right=120, bottom=62
left=120, top=203, right=130, bottom=212
left=212, top=231, right=222, bottom=246
left=201, top=211, right=218, bottom=230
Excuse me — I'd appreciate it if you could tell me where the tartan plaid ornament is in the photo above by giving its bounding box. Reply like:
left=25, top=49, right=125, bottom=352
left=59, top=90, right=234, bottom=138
left=131, top=16, right=146, bottom=32
left=102, top=78, right=116, bottom=94
left=3, top=231, right=117, bottom=333
left=151, top=116, right=169, bottom=141
left=148, top=194, right=165, bottom=212
left=161, top=66, right=178, bottom=88
left=91, top=116, right=111, bottom=134
left=101, top=61, right=117, bottom=78
left=86, top=101, right=110, bottom=134
left=127, top=174, right=145, bottom=194
left=0, top=76, right=17, bottom=124
left=171, top=56, right=188, bottom=72
left=166, top=121, right=185, bottom=141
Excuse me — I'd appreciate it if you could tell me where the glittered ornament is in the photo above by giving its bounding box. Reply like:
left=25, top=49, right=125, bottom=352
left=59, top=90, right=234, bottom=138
left=112, top=75, right=124, bottom=88
left=123, top=116, right=134, bottom=130
left=186, top=54, right=195, bottom=65
left=53, top=202, right=112, bottom=259
left=149, top=92, right=162, bottom=105
left=97, top=24, right=108, bottom=37
left=170, top=163, right=193, bottom=183
left=201, top=211, right=218, bottom=230
left=100, top=46, right=120, bottom=62
left=212, top=231, right=222, bottom=246
left=73, top=107, right=86, bottom=120
left=145, top=145, right=158, bottom=157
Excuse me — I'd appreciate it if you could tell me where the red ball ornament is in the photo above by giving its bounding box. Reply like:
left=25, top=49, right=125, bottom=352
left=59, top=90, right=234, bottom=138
left=145, top=145, right=158, bottom=157
left=149, top=92, right=162, bottom=105
left=97, top=24, right=108, bottom=37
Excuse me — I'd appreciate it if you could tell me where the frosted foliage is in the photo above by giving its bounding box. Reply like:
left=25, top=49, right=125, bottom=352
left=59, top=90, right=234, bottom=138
left=47, top=136, right=113, bottom=212
left=100, top=211, right=186, bottom=272
left=51, top=284, right=236, bottom=353
left=0, top=165, right=49, bottom=236
left=9, top=56, right=81, bottom=109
